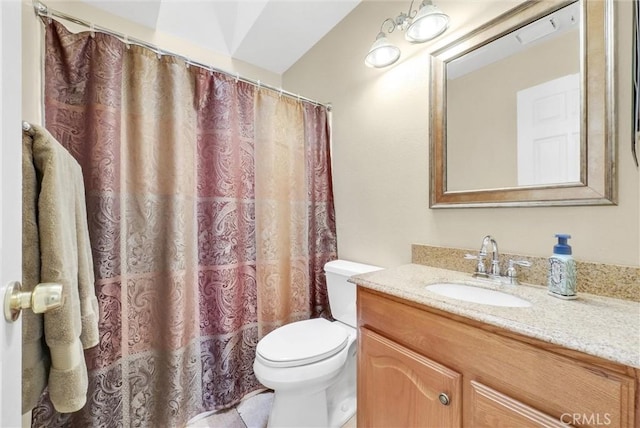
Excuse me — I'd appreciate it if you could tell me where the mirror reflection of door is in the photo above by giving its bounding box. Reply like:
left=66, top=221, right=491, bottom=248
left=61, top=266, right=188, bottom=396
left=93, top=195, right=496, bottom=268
left=516, top=73, right=580, bottom=186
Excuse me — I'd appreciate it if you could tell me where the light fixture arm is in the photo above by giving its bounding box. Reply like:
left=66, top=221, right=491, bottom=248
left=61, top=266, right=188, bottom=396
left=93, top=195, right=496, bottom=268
left=379, top=17, right=397, bottom=34
left=405, top=0, right=418, bottom=20
left=377, top=0, right=438, bottom=36
left=394, top=0, right=417, bottom=31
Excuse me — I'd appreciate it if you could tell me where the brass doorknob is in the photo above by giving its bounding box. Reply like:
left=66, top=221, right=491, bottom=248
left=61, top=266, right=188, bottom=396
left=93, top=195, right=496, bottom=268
left=3, top=281, right=63, bottom=322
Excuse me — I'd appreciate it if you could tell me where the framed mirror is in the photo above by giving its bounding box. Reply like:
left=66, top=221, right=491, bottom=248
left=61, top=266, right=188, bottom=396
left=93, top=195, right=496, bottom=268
left=430, top=0, right=616, bottom=208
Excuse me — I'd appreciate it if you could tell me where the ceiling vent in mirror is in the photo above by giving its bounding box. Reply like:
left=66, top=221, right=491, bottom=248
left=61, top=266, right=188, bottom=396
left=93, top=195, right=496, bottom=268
left=516, top=18, right=558, bottom=45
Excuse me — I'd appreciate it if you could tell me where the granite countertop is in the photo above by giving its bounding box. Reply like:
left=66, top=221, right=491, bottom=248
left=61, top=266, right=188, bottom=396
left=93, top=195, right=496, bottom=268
left=351, top=264, right=640, bottom=369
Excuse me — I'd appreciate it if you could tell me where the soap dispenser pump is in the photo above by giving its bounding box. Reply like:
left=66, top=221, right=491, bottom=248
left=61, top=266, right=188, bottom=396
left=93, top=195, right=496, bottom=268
left=547, top=234, right=577, bottom=299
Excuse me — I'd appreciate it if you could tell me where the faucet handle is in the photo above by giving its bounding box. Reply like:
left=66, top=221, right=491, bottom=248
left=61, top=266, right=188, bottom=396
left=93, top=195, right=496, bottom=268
left=465, top=253, right=487, bottom=276
left=506, top=259, right=532, bottom=285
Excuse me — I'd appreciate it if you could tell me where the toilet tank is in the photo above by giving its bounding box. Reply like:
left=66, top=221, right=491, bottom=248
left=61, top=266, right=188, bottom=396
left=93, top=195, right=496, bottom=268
left=324, top=260, right=382, bottom=328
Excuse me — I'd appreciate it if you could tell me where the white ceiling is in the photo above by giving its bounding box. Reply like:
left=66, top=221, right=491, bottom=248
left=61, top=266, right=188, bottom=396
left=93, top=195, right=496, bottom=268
left=80, top=0, right=362, bottom=74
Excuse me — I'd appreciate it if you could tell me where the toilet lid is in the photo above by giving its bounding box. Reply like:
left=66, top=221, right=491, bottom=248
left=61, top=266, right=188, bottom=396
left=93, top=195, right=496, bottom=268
left=256, top=318, right=348, bottom=368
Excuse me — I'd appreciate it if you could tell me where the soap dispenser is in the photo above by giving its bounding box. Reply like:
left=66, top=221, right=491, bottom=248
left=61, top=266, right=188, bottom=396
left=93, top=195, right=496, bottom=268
left=547, top=234, right=577, bottom=299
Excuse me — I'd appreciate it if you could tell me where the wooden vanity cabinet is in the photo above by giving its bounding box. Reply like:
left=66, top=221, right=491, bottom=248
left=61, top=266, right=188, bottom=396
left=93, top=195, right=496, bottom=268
left=356, top=287, right=638, bottom=428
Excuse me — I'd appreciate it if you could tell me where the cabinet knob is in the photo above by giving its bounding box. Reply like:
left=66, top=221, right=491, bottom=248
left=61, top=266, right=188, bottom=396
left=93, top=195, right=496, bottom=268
left=438, top=393, right=450, bottom=406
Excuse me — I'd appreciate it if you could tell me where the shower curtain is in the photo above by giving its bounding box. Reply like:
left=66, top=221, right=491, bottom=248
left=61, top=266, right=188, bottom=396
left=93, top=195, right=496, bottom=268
left=32, top=21, right=337, bottom=427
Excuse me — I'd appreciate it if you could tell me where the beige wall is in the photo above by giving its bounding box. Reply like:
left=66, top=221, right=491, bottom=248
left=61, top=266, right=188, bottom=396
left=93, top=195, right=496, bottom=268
left=284, top=0, right=640, bottom=267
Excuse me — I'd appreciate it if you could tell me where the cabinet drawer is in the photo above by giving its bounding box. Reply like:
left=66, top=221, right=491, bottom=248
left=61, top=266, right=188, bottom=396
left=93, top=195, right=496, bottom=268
left=358, top=288, right=636, bottom=427
left=469, top=381, right=571, bottom=428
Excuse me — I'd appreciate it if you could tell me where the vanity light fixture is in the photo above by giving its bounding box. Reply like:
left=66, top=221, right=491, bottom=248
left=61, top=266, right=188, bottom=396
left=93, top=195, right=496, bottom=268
left=364, top=28, right=401, bottom=69
left=365, top=0, right=450, bottom=68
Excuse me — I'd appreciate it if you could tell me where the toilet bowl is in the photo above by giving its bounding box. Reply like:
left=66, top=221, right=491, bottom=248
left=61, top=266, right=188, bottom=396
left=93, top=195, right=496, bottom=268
left=253, top=260, right=382, bottom=428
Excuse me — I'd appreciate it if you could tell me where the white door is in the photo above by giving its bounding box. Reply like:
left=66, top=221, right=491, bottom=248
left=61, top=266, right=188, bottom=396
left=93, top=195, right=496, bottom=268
left=1, top=0, right=23, bottom=427
left=517, top=73, right=580, bottom=186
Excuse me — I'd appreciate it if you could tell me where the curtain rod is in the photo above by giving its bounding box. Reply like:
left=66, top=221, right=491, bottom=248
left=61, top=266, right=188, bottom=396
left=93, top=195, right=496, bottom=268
left=32, top=1, right=332, bottom=111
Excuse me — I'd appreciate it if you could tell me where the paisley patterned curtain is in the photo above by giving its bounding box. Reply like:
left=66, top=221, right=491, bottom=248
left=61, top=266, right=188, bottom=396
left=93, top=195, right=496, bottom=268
left=33, top=20, right=337, bottom=427
left=255, top=92, right=309, bottom=335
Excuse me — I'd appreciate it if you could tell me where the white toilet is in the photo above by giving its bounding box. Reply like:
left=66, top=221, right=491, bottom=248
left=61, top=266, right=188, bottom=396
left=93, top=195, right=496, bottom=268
left=253, top=260, right=382, bottom=428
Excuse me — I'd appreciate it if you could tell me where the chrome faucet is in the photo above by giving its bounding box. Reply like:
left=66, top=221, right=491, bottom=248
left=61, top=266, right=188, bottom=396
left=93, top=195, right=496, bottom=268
left=485, top=235, right=500, bottom=277
left=465, top=235, right=499, bottom=278
left=464, top=235, right=531, bottom=284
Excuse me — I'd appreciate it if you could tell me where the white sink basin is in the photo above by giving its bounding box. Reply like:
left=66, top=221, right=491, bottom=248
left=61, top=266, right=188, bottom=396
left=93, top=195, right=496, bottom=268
left=425, top=283, right=532, bottom=308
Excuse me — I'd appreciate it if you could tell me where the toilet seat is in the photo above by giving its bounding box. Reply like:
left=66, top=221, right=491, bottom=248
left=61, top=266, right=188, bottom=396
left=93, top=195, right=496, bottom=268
left=256, top=318, right=348, bottom=368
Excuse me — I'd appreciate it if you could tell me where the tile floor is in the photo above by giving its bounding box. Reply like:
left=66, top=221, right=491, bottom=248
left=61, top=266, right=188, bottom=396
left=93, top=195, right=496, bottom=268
left=186, top=391, right=357, bottom=428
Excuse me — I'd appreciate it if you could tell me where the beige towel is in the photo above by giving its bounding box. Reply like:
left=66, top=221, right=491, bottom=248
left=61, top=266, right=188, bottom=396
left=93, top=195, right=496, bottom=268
left=22, top=124, right=100, bottom=414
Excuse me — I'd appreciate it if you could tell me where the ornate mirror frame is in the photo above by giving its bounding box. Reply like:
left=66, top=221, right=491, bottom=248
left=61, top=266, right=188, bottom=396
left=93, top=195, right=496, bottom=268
left=429, top=0, right=616, bottom=208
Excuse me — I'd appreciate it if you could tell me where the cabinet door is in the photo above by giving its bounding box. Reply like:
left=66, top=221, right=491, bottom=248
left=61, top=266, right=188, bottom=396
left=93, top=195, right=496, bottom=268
left=469, top=381, right=571, bottom=428
left=358, top=328, right=462, bottom=428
